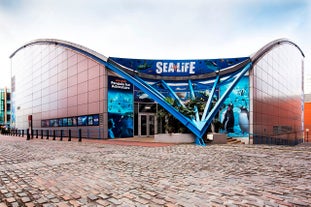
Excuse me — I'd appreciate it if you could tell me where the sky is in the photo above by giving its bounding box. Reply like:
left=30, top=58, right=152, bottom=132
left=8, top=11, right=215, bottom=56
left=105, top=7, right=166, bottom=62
left=0, top=0, right=310, bottom=91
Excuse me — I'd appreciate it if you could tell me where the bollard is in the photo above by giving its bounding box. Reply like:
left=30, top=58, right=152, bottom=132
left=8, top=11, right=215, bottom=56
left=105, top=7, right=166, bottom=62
left=36, top=130, right=38, bottom=138
left=22, top=130, right=24, bottom=137
left=46, top=130, right=49, bottom=139
left=31, top=129, right=34, bottom=139
left=68, top=129, right=71, bottom=141
left=41, top=130, right=43, bottom=139
left=60, top=130, right=63, bottom=141
left=26, top=129, right=30, bottom=140
left=78, top=129, right=82, bottom=142
left=53, top=130, right=56, bottom=140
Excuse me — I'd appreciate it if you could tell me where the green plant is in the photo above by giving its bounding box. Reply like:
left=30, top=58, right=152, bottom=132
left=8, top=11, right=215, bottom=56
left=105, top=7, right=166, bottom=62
left=157, top=97, right=189, bottom=133
left=157, top=92, right=223, bottom=134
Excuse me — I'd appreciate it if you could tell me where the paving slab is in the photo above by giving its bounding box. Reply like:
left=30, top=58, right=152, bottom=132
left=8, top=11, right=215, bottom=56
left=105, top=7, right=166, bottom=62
left=0, top=135, right=311, bottom=206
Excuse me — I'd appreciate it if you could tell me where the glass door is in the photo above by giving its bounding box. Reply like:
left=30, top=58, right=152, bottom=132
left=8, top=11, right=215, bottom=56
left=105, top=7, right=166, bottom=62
left=138, top=113, right=156, bottom=137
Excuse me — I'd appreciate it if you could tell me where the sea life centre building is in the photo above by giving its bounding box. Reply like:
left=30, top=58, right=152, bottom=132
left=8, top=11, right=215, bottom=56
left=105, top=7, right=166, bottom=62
left=10, top=38, right=305, bottom=145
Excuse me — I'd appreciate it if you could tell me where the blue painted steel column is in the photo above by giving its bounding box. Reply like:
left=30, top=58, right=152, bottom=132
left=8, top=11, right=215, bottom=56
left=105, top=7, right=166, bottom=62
left=188, top=80, right=200, bottom=122
left=201, top=74, right=220, bottom=122
left=161, top=80, right=185, bottom=108
left=188, top=80, right=195, bottom=99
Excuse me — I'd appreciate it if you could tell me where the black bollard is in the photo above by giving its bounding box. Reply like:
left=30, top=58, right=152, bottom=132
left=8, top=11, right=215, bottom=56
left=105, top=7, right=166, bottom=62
left=60, top=130, right=63, bottom=141
left=68, top=129, right=71, bottom=141
left=22, top=130, right=24, bottom=137
left=41, top=130, right=43, bottom=139
left=46, top=130, right=49, bottom=139
left=26, top=129, right=30, bottom=140
left=31, top=129, right=34, bottom=139
left=53, top=130, right=56, bottom=140
left=78, top=129, right=82, bottom=142
left=36, top=130, right=38, bottom=138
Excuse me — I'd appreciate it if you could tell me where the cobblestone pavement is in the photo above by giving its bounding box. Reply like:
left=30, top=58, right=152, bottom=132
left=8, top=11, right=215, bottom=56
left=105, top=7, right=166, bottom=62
left=0, top=135, right=311, bottom=207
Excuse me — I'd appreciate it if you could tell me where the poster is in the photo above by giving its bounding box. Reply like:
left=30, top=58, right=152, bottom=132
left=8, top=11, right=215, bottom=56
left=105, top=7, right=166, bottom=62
left=107, top=76, right=134, bottom=138
left=219, top=76, right=249, bottom=137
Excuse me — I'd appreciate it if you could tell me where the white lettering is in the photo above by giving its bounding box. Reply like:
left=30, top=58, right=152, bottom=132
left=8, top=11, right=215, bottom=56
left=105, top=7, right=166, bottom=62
left=163, top=62, right=168, bottom=72
left=184, top=62, right=189, bottom=72
left=189, top=62, right=195, bottom=74
left=155, top=61, right=196, bottom=74
left=156, top=62, right=162, bottom=74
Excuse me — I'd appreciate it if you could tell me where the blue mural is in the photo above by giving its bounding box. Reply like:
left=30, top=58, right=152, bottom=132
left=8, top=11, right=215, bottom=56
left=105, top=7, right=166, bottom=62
left=219, top=76, right=249, bottom=137
left=107, top=56, right=252, bottom=145
left=108, top=76, right=134, bottom=138
left=110, top=57, right=249, bottom=76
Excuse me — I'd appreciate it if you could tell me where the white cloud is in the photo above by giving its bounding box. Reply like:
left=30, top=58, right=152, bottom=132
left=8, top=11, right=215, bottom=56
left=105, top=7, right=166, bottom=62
left=0, top=0, right=310, bottom=88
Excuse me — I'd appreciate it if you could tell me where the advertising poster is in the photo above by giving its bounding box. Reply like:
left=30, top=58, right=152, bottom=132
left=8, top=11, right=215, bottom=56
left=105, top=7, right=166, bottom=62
left=107, top=76, right=134, bottom=138
left=219, top=76, right=249, bottom=137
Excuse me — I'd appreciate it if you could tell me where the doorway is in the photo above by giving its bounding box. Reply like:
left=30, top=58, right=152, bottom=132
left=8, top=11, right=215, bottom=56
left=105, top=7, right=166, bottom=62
left=138, top=113, right=156, bottom=137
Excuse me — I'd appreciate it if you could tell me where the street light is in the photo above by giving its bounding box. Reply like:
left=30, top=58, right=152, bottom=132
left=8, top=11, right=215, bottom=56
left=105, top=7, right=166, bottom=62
left=306, top=128, right=309, bottom=143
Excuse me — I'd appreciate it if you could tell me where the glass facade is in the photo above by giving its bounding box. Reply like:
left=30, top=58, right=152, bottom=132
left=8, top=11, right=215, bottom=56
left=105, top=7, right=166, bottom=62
left=11, top=44, right=107, bottom=138
left=251, top=43, right=304, bottom=145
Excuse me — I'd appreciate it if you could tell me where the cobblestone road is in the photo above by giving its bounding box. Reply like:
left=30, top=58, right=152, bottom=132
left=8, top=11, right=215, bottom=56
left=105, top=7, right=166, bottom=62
left=0, top=135, right=311, bottom=207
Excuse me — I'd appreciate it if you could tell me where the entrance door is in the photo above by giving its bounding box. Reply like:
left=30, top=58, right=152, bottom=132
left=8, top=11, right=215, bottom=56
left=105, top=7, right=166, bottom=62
left=138, top=114, right=156, bottom=137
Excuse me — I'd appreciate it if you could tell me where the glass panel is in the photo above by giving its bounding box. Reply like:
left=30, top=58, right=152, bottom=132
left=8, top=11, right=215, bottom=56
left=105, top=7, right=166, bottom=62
left=134, top=103, right=138, bottom=136
left=141, top=115, right=147, bottom=136
left=149, top=115, right=155, bottom=136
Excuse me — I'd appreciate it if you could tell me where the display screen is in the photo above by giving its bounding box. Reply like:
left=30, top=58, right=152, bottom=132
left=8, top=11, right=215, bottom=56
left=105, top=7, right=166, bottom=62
left=41, top=114, right=99, bottom=127
left=78, top=116, right=88, bottom=126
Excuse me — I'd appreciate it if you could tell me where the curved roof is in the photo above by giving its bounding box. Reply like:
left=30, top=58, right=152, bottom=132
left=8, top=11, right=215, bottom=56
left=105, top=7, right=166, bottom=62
left=250, top=38, right=305, bottom=64
left=10, top=38, right=108, bottom=62
left=10, top=38, right=304, bottom=81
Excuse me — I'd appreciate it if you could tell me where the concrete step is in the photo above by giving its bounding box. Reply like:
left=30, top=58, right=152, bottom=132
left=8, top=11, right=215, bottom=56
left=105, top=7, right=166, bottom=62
left=227, top=138, right=244, bottom=144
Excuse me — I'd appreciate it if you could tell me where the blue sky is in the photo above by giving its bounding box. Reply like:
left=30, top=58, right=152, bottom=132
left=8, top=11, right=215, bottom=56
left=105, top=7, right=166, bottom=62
left=0, top=0, right=310, bottom=90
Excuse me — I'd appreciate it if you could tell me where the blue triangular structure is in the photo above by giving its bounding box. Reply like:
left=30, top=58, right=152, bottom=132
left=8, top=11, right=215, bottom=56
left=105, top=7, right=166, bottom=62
left=104, top=58, right=252, bottom=146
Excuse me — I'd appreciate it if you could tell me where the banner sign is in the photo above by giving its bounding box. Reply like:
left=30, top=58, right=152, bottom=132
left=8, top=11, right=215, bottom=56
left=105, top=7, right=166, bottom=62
left=107, top=76, right=134, bottom=138
left=108, top=76, right=133, bottom=91
left=110, top=57, right=249, bottom=76
left=219, top=76, right=249, bottom=137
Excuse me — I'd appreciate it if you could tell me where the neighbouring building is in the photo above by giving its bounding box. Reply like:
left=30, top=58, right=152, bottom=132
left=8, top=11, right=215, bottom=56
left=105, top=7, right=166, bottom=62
left=0, top=88, right=11, bottom=130
left=304, top=94, right=311, bottom=142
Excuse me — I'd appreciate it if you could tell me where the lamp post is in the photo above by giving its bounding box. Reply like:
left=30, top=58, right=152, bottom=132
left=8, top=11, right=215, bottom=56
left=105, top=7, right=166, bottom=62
left=306, top=128, right=309, bottom=143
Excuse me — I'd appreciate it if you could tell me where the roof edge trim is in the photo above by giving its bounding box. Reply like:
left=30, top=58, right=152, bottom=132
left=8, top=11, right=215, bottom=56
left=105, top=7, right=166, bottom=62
left=9, top=38, right=108, bottom=62
left=250, top=38, right=305, bottom=64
